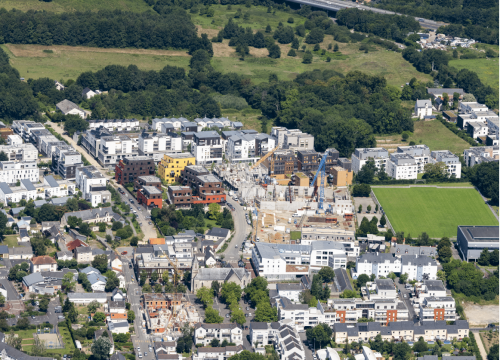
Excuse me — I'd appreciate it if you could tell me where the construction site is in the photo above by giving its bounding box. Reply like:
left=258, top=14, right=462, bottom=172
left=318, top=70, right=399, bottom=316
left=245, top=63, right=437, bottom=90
left=142, top=293, right=200, bottom=337
left=214, top=147, right=356, bottom=247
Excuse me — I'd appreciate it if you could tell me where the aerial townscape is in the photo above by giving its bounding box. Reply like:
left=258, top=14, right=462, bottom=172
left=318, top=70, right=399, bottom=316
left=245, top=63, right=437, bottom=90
left=0, top=0, right=497, bottom=360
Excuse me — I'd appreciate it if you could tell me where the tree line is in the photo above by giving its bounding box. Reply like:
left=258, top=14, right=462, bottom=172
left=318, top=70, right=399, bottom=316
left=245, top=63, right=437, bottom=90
left=0, top=8, right=211, bottom=53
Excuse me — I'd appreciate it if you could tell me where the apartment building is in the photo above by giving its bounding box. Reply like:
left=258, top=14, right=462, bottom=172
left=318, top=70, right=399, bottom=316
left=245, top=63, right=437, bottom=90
left=192, top=174, right=226, bottom=205
left=137, top=186, right=163, bottom=209
left=0, top=176, right=74, bottom=205
left=351, top=148, right=389, bottom=173
left=251, top=241, right=349, bottom=280
left=419, top=296, right=457, bottom=322
left=283, top=131, right=314, bottom=152
left=191, top=131, right=223, bottom=164
left=396, top=145, right=430, bottom=173
left=0, top=161, right=39, bottom=184
left=138, top=132, right=182, bottom=162
left=354, top=253, right=401, bottom=279
left=134, top=175, right=161, bottom=192
left=13, top=120, right=46, bottom=143
left=430, top=150, right=461, bottom=178
left=167, top=186, right=192, bottom=209
left=38, top=135, right=66, bottom=157
left=0, top=143, right=38, bottom=162
left=51, top=145, right=83, bottom=180
left=158, top=153, right=195, bottom=184
left=463, top=146, right=499, bottom=167
left=362, top=279, right=399, bottom=300
left=7, top=135, right=22, bottom=146
left=300, top=228, right=358, bottom=256
left=334, top=320, right=469, bottom=344
left=276, top=298, right=336, bottom=331
left=80, top=127, right=113, bottom=160
left=88, top=119, right=140, bottom=132
left=98, top=135, right=136, bottom=167
left=457, top=225, right=499, bottom=261
left=75, top=166, right=107, bottom=199
left=30, top=256, right=57, bottom=273
left=115, top=156, right=154, bottom=185
left=181, top=165, right=209, bottom=187
left=265, top=150, right=296, bottom=176
left=225, top=132, right=276, bottom=162
left=296, top=150, right=319, bottom=172
left=467, top=121, right=488, bottom=139
left=329, top=298, right=409, bottom=325
left=386, top=153, right=418, bottom=180
left=330, top=166, right=353, bottom=186
left=400, top=255, right=438, bottom=281
left=194, top=323, right=243, bottom=346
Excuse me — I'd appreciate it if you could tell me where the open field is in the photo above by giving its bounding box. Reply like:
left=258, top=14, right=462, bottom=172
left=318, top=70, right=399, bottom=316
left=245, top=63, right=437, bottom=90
left=373, top=187, right=498, bottom=238
left=376, top=120, right=470, bottom=155
left=449, top=58, right=499, bottom=91
left=0, top=0, right=151, bottom=13
left=463, top=303, right=499, bottom=327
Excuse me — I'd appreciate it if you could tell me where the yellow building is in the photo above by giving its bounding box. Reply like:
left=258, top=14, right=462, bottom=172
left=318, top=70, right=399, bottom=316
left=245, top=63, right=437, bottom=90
left=331, top=166, right=353, bottom=186
left=158, top=153, right=195, bottom=184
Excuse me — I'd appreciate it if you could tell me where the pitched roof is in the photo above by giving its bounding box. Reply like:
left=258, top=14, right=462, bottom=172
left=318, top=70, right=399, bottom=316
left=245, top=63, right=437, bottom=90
left=66, top=239, right=89, bottom=251
left=63, top=207, right=116, bottom=222
left=56, top=99, right=82, bottom=114
left=31, top=256, right=57, bottom=265
left=88, top=273, right=107, bottom=285
left=206, top=227, right=230, bottom=238
left=23, top=272, right=45, bottom=286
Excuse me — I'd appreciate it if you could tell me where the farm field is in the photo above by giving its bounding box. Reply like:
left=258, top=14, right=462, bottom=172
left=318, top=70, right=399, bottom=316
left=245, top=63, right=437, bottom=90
left=449, top=57, right=499, bottom=91
left=376, top=120, right=470, bottom=155
left=0, top=0, right=151, bottom=13
left=373, top=187, right=498, bottom=238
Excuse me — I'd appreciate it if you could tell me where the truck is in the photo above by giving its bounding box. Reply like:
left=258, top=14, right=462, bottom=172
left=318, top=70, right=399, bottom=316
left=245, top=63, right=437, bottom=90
left=229, top=190, right=234, bottom=196
left=288, top=218, right=291, bottom=224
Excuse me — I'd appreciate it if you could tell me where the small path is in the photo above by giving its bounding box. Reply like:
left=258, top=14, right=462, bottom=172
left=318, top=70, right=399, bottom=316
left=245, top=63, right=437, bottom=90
left=471, top=330, right=488, bottom=360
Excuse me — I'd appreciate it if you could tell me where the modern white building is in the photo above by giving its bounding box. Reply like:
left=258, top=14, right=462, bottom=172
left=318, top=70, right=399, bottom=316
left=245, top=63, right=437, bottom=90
left=191, top=131, right=223, bottom=165
left=75, top=166, right=107, bottom=199
left=67, top=292, right=108, bottom=304
left=97, top=135, right=136, bottom=167
left=194, top=323, right=243, bottom=346
left=418, top=296, right=457, bottom=322
left=0, top=143, right=38, bottom=162
left=396, top=145, right=430, bottom=173
left=354, top=253, right=401, bottom=279
left=51, top=145, right=83, bottom=180
left=0, top=161, right=39, bottom=184
left=363, top=279, right=399, bottom=300
left=351, top=148, right=389, bottom=173
left=138, top=132, right=182, bottom=162
left=271, top=127, right=315, bottom=151
left=6, top=135, right=22, bottom=146
left=463, top=146, right=499, bottom=167
left=88, top=119, right=140, bottom=132
left=460, top=102, right=489, bottom=114
left=415, top=99, right=433, bottom=119
left=386, top=153, right=418, bottom=180
left=400, top=255, right=438, bottom=281
left=430, top=150, right=461, bottom=178
left=328, top=297, right=409, bottom=324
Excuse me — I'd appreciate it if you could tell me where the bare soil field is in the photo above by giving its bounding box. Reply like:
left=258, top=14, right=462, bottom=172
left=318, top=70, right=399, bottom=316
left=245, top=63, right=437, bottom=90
left=463, top=303, right=499, bottom=326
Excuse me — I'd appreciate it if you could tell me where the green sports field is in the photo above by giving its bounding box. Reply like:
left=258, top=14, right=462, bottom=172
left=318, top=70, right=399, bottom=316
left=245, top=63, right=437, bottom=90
left=373, top=187, right=499, bottom=238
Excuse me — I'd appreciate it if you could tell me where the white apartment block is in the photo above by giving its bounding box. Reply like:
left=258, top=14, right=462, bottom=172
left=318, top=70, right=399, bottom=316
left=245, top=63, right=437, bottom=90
left=331, top=189, right=355, bottom=215
left=250, top=322, right=305, bottom=360
left=354, top=253, right=401, bottom=279
left=43, top=175, right=76, bottom=198
left=0, top=161, right=38, bottom=184
left=275, top=283, right=305, bottom=303
left=362, top=279, right=399, bottom=300
left=51, top=145, right=83, bottom=180
left=487, top=118, right=499, bottom=140
left=430, top=150, right=461, bottom=178
left=252, top=242, right=349, bottom=280
left=12, top=120, right=45, bottom=143
left=75, top=166, right=107, bottom=200
left=7, top=135, right=22, bottom=146
left=328, top=298, right=409, bottom=324
left=415, top=99, right=432, bottom=119
left=88, top=119, right=140, bottom=132
left=0, top=143, right=38, bottom=162
left=271, top=127, right=315, bottom=151
left=467, top=121, right=488, bottom=139
left=225, top=133, right=276, bottom=163
left=386, top=153, right=418, bottom=180
left=300, top=227, right=358, bottom=257
left=38, top=135, right=66, bottom=157
left=351, top=148, right=389, bottom=173
left=193, top=347, right=243, bottom=360
left=138, top=132, right=182, bottom=162
left=463, top=146, right=499, bottom=167
left=0, top=175, right=75, bottom=205
left=460, top=102, right=489, bottom=114
left=194, top=324, right=243, bottom=346
left=396, top=145, right=430, bottom=173
left=191, top=131, right=223, bottom=165
left=98, top=135, right=136, bottom=166
left=400, top=255, right=438, bottom=281
left=419, top=296, right=457, bottom=322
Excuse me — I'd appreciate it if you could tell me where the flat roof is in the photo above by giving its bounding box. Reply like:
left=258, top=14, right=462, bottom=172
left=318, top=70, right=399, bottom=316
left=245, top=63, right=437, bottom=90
left=459, top=225, right=499, bottom=242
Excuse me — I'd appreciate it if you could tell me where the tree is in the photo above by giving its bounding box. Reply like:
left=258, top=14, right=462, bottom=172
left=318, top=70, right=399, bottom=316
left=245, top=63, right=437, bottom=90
left=208, top=203, right=221, bottom=220
left=221, top=282, right=242, bottom=304
left=231, top=308, right=246, bottom=326
left=306, top=323, right=332, bottom=349
left=39, top=298, right=49, bottom=312
left=488, top=344, right=499, bottom=360
left=7, top=330, right=22, bottom=350
left=358, top=205, right=362, bottom=213
left=437, top=270, right=446, bottom=283
left=333, top=43, right=339, bottom=52
left=453, top=49, right=458, bottom=58
left=291, top=37, right=299, bottom=49
left=356, top=274, right=370, bottom=287
left=302, top=51, right=313, bottom=64
left=104, top=271, right=120, bottom=292
left=357, top=161, right=377, bottom=184
left=205, top=306, right=224, bottom=323
left=399, top=273, right=409, bottom=284
left=0, top=295, right=5, bottom=307
left=98, top=222, right=106, bottom=232
left=211, top=281, right=221, bottom=297
left=413, top=337, right=428, bottom=353
left=423, top=162, right=448, bottom=180
left=68, top=307, right=78, bottom=322
left=490, top=250, right=499, bottom=266
left=393, top=342, right=411, bottom=360
left=62, top=272, right=76, bottom=292
left=112, top=221, right=123, bottom=231
left=17, top=317, right=30, bottom=330
left=288, top=49, right=296, bottom=57
left=380, top=215, right=386, bottom=227
left=93, top=312, right=106, bottom=323
left=150, top=271, right=159, bottom=284
left=127, top=310, right=135, bottom=323
left=162, top=270, right=169, bottom=284
left=268, top=44, right=281, bottom=59
left=87, top=300, right=100, bottom=314
left=254, top=301, right=277, bottom=322
left=402, top=132, right=409, bottom=141
left=92, top=254, right=108, bottom=274
left=478, top=248, right=491, bottom=266
left=91, top=336, right=113, bottom=360
left=352, top=184, right=371, bottom=197
left=31, top=333, right=46, bottom=357
left=438, top=246, right=452, bottom=263
left=367, top=205, right=372, bottom=212
left=265, top=24, right=272, bottom=33
left=197, top=286, right=214, bottom=307
left=318, top=267, right=335, bottom=283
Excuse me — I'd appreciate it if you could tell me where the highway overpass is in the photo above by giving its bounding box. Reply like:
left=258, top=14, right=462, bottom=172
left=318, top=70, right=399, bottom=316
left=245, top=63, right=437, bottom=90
left=285, top=0, right=446, bottom=30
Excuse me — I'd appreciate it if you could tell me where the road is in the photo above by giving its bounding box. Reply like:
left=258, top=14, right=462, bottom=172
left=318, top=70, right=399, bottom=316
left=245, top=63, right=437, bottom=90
left=395, top=280, right=417, bottom=322
left=222, top=197, right=250, bottom=262
left=46, top=121, right=157, bottom=244
left=285, top=0, right=446, bottom=30
left=471, top=330, right=488, bottom=360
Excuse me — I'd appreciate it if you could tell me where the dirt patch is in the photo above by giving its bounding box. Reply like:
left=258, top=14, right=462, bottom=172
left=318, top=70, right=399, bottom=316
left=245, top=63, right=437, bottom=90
left=463, top=303, right=499, bottom=326
left=5, top=44, right=190, bottom=58
left=480, top=331, right=499, bottom=351
left=196, top=25, right=220, bottom=38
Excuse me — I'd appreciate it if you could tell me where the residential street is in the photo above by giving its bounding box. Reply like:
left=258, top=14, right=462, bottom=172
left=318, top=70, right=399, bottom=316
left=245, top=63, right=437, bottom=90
left=395, top=280, right=417, bottom=322
left=222, top=197, right=250, bottom=262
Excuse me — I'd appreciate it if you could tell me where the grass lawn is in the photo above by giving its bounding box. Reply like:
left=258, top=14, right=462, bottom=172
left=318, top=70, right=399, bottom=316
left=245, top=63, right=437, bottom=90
left=0, top=0, right=152, bottom=13
left=372, top=182, right=473, bottom=187
left=373, top=187, right=498, bottom=238
left=376, top=120, right=471, bottom=155
left=2, top=234, right=19, bottom=248
left=449, top=57, right=499, bottom=92
left=290, top=231, right=301, bottom=240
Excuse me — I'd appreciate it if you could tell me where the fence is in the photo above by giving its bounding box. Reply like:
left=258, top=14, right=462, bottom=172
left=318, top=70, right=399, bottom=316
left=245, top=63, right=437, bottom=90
left=370, top=190, right=395, bottom=235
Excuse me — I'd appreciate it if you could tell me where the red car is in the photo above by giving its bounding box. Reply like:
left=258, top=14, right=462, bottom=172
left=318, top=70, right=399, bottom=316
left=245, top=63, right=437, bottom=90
left=121, top=251, right=128, bottom=255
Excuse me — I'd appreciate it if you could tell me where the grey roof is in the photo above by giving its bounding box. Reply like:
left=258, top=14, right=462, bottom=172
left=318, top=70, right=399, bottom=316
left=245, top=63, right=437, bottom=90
left=108, top=321, right=129, bottom=330
left=375, top=279, right=395, bottom=290
left=23, top=272, right=44, bottom=286
left=56, top=99, right=80, bottom=113
left=459, top=226, right=499, bottom=243
left=87, top=273, right=107, bottom=285
left=75, top=246, right=92, bottom=254
left=9, top=247, right=33, bottom=255
left=63, top=207, right=115, bottom=222
left=416, top=99, right=432, bottom=107
left=427, top=88, right=464, bottom=95
left=0, top=183, right=12, bottom=194
left=110, top=354, right=127, bottom=360
left=392, top=244, right=436, bottom=257
left=357, top=253, right=398, bottom=264
left=279, top=297, right=308, bottom=311
left=423, top=280, right=446, bottom=292
left=19, top=229, right=29, bottom=238
left=311, top=241, right=346, bottom=251
left=51, top=196, right=70, bottom=206
left=20, top=179, right=36, bottom=191
left=11, top=207, right=25, bottom=215
left=250, top=322, right=269, bottom=330
left=334, top=268, right=353, bottom=292
left=80, top=266, right=101, bottom=275
left=400, top=255, right=437, bottom=266
left=194, top=131, right=219, bottom=139
left=0, top=340, right=54, bottom=360
left=194, top=268, right=249, bottom=281
left=206, top=227, right=230, bottom=238
left=34, top=200, right=48, bottom=208
left=277, top=283, right=303, bottom=292
left=68, top=292, right=108, bottom=300
left=138, top=176, right=161, bottom=183
left=0, top=245, right=8, bottom=254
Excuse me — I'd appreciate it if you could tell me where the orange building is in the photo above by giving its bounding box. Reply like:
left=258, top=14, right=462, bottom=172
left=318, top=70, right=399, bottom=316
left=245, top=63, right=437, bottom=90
left=149, top=238, right=165, bottom=245
left=137, top=185, right=163, bottom=209
left=331, top=166, right=353, bottom=186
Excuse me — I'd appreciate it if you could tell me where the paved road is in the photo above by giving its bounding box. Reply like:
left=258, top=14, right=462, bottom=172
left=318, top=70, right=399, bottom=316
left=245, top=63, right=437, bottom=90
left=395, top=280, right=417, bottom=322
left=471, top=330, right=488, bottom=360
left=222, top=198, right=250, bottom=262
left=0, top=268, right=19, bottom=301
left=286, top=0, right=445, bottom=30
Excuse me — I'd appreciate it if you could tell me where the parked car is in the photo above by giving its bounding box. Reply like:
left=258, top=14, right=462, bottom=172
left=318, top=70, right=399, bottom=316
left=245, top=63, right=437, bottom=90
left=121, top=251, right=127, bottom=255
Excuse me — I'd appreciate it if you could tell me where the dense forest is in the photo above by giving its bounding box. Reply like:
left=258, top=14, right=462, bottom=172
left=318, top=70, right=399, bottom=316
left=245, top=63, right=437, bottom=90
left=0, top=8, right=212, bottom=53
left=372, top=0, right=499, bottom=44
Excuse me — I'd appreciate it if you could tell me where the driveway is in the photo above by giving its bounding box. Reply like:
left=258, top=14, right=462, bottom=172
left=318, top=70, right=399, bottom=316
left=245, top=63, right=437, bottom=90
left=222, top=198, right=249, bottom=262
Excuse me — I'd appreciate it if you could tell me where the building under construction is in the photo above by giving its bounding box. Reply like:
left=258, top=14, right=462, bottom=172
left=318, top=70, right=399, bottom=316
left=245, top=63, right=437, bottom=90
left=143, top=293, right=200, bottom=336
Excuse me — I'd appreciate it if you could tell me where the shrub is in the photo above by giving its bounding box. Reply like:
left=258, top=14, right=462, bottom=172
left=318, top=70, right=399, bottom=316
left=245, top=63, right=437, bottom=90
left=211, top=94, right=248, bottom=110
